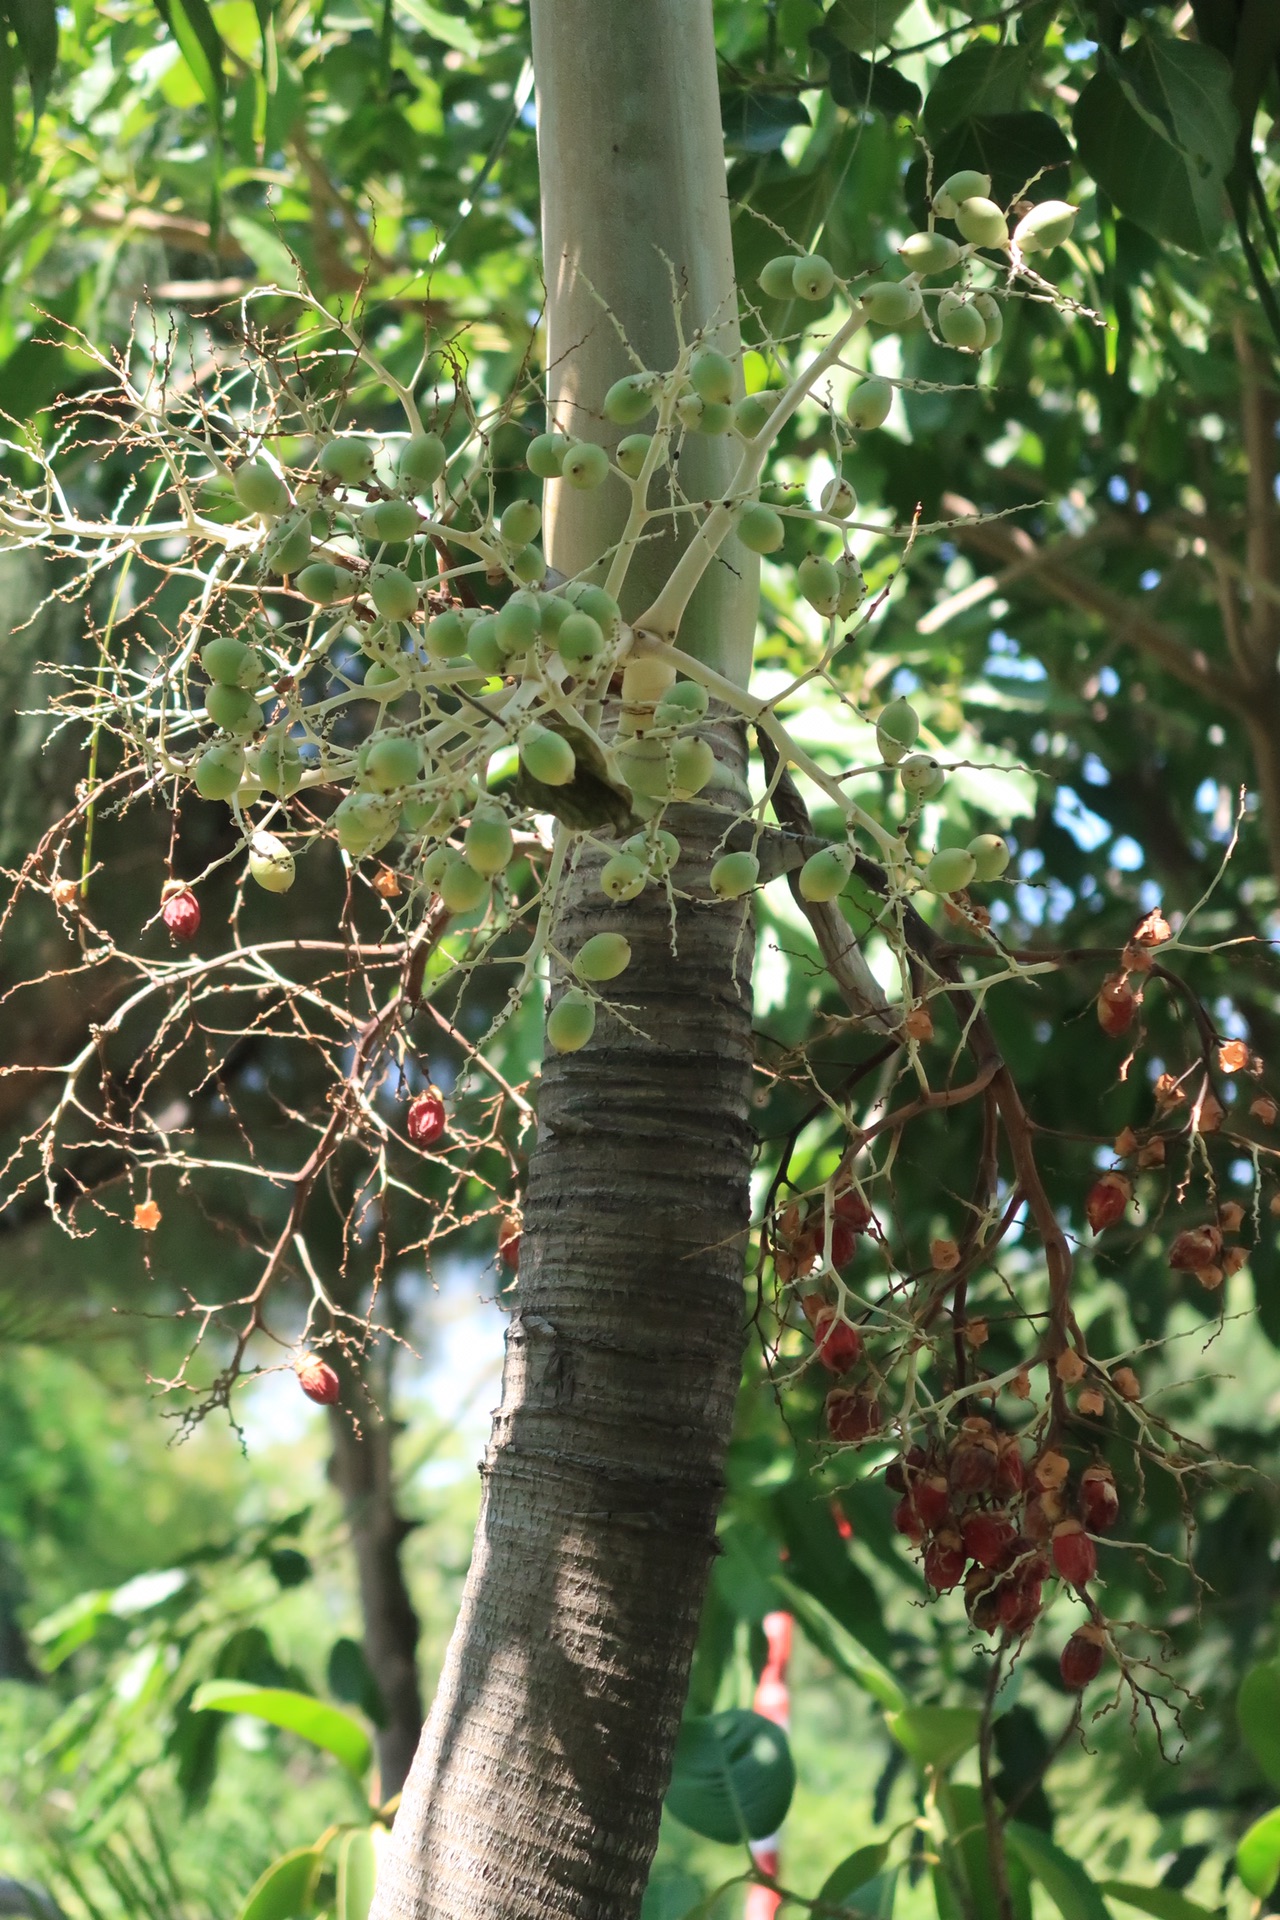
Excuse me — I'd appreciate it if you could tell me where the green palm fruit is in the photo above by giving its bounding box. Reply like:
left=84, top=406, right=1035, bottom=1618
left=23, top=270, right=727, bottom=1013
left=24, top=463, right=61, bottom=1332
left=512, top=544, right=545, bottom=585
left=710, top=850, right=759, bottom=899
left=248, top=831, right=296, bottom=892
left=296, top=562, right=354, bottom=606
left=426, top=610, right=469, bottom=660
left=561, top=442, right=609, bottom=489
left=566, top=584, right=621, bottom=635
left=797, top=553, right=842, bottom=616
left=955, top=197, right=1009, bottom=248
left=860, top=281, right=923, bottom=329
left=758, top=255, right=801, bottom=299
left=731, top=392, right=780, bottom=437
left=318, top=437, right=375, bottom=485
left=846, top=378, right=893, bottom=431
left=573, top=933, right=631, bottom=982
left=624, top=829, right=679, bottom=876
left=615, top=434, right=653, bottom=479
left=201, top=636, right=260, bottom=688
left=500, top=498, right=542, bottom=548
left=671, top=737, right=716, bottom=798
left=737, top=502, right=785, bottom=553
left=467, top=615, right=504, bottom=674
left=875, top=697, right=919, bottom=765
left=923, top=847, right=977, bottom=893
left=334, top=792, right=398, bottom=857
left=521, top=726, right=576, bottom=786
left=835, top=554, right=866, bottom=619
left=206, top=684, right=263, bottom=735
left=546, top=989, right=596, bottom=1053
left=397, top=432, right=446, bottom=490
left=363, top=735, right=421, bottom=791
left=690, top=348, right=734, bottom=405
left=932, top=169, right=991, bottom=219
left=463, top=809, right=513, bottom=876
left=193, top=741, right=245, bottom=801
left=439, top=853, right=489, bottom=912
left=899, top=752, right=945, bottom=798
left=263, top=514, right=312, bottom=575
left=527, top=432, right=571, bottom=479
left=938, top=293, right=987, bottom=352
left=1012, top=200, right=1076, bottom=254
left=655, top=681, right=710, bottom=726
left=799, top=845, right=853, bottom=902
left=690, top=399, right=731, bottom=435
left=973, top=292, right=1003, bottom=349
left=603, top=374, right=659, bottom=425
left=820, top=477, right=856, bottom=519
left=557, top=611, right=605, bottom=667
left=233, top=460, right=290, bottom=516
left=364, top=661, right=407, bottom=694
left=968, top=833, right=1011, bottom=880
left=496, top=593, right=541, bottom=658
left=538, top=594, right=572, bottom=638
left=615, top=737, right=673, bottom=800
left=258, top=734, right=303, bottom=796
left=360, top=498, right=419, bottom=543
left=897, top=231, right=962, bottom=274
left=600, top=852, right=647, bottom=902
left=371, top=568, right=419, bottom=622
left=793, top=254, right=835, bottom=300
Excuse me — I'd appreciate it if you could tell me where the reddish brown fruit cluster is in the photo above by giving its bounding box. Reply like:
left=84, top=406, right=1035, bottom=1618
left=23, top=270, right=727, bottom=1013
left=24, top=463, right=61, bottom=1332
left=1168, top=1222, right=1223, bottom=1288
left=1097, top=973, right=1138, bottom=1037
left=825, top=1386, right=881, bottom=1443
left=407, top=1088, right=447, bottom=1148
left=1051, top=1518, right=1097, bottom=1588
left=295, top=1354, right=340, bottom=1405
left=1079, top=1462, right=1119, bottom=1532
left=805, top=1300, right=863, bottom=1374
left=161, top=886, right=201, bottom=942
left=777, top=1186, right=873, bottom=1281
left=1059, top=1621, right=1107, bottom=1690
left=1085, top=1171, right=1131, bottom=1234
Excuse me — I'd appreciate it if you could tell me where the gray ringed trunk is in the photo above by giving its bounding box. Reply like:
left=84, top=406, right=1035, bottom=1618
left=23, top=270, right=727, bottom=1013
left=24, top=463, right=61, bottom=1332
left=371, top=736, right=757, bottom=1919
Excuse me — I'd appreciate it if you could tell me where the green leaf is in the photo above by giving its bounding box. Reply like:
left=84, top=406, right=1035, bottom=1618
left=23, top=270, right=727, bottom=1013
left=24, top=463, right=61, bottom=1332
left=152, top=0, right=225, bottom=114
left=29, top=1588, right=111, bottom=1667
left=770, top=1480, right=894, bottom=1666
left=811, top=32, right=920, bottom=118
left=1074, top=36, right=1237, bottom=254
left=941, top=1787, right=1031, bottom=1920
left=774, top=1577, right=905, bottom=1711
left=722, top=89, right=811, bottom=155
left=885, top=1706, right=980, bottom=1773
left=817, top=1843, right=891, bottom=1907
left=665, top=1710, right=796, bottom=1846
left=824, top=0, right=912, bottom=52
left=1101, top=1881, right=1223, bottom=1920
left=1238, top=1660, right=1280, bottom=1787
left=923, top=44, right=1031, bottom=141
left=190, top=1682, right=372, bottom=1777
left=1236, top=1807, right=1280, bottom=1899
left=1007, top=1822, right=1112, bottom=1920
left=237, top=1847, right=324, bottom=1920
left=2, top=0, right=57, bottom=115
left=392, top=0, right=482, bottom=57
left=336, top=1828, right=378, bottom=1920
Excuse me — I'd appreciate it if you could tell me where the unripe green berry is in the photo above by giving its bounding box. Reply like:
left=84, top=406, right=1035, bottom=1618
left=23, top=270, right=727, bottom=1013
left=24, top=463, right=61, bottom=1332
left=820, top=476, right=856, bottom=518
left=1012, top=199, right=1077, bottom=254
left=500, top=498, right=542, bottom=548
left=603, top=374, right=658, bottom=426
left=835, top=554, right=866, bottom=620
left=573, top=932, right=631, bottom=983
left=364, top=661, right=407, bottom=695
left=263, top=514, right=312, bottom=576
left=361, top=497, right=420, bottom=543
left=464, top=810, right=513, bottom=876
left=364, top=734, right=421, bottom=791
left=258, top=734, right=303, bottom=795
left=397, top=432, right=446, bottom=490
left=248, top=831, right=295, bottom=893
left=538, top=594, right=572, bottom=637
left=467, top=616, right=504, bottom=676
left=691, top=399, right=731, bottom=435
left=973, top=292, right=1003, bottom=349
left=557, top=611, right=605, bottom=667
left=792, top=253, right=835, bottom=301
left=512, top=544, right=546, bottom=586
left=439, top=852, right=489, bottom=912
left=600, top=852, right=646, bottom=902
left=846, top=378, right=893, bottom=432
left=496, top=593, right=541, bottom=657
left=875, top=697, right=920, bottom=762
left=759, top=255, right=801, bottom=299
left=923, top=846, right=977, bottom=893
left=334, top=791, right=397, bottom=857
left=297, top=562, right=354, bottom=606
left=955, top=197, right=1009, bottom=248
left=546, top=989, right=596, bottom=1053
left=731, top=392, right=780, bottom=438
left=690, top=348, right=734, bottom=406
left=799, top=845, right=852, bottom=902
left=623, top=828, right=679, bottom=876
left=616, top=434, right=653, bottom=479
left=319, top=437, right=376, bottom=485
left=938, top=293, right=987, bottom=352
left=527, top=432, right=570, bottom=479
left=233, top=460, right=290, bottom=517
left=566, top=584, right=621, bottom=635
left=897, top=231, right=962, bottom=275
left=737, top=502, right=785, bottom=553
left=616, top=737, right=673, bottom=801
left=193, top=741, right=245, bottom=801
left=206, top=683, right=263, bottom=735
left=797, top=553, right=842, bottom=616
left=371, top=567, right=419, bottom=622
left=521, top=726, right=576, bottom=786
left=710, top=850, right=759, bottom=900
left=561, top=441, right=609, bottom=489
left=201, top=636, right=259, bottom=688
left=900, top=752, right=945, bottom=798
left=671, top=736, right=716, bottom=798
left=654, top=681, right=710, bottom=725
left=933, top=169, right=991, bottom=219
left=968, top=833, right=1011, bottom=881
left=860, top=281, right=922, bottom=329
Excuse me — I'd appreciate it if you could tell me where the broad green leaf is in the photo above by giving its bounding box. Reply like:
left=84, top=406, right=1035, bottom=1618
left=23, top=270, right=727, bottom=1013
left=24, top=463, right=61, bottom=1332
left=722, top=90, right=811, bottom=155
left=810, top=31, right=920, bottom=119
left=1238, top=1659, right=1280, bottom=1786
left=817, top=1843, right=891, bottom=1907
left=237, top=1847, right=323, bottom=1920
left=1007, top=1821, right=1111, bottom=1920
left=1236, top=1807, right=1280, bottom=1899
left=885, top=1707, right=980, bottom=1773
left=29, top=1589, right=111, bottom=1667
left=666, top=1710, right=795, bottom=1846
left=190, top=1682, right=372, bottom=1777
left=1075, top=37, right=1237, bottom=254
left=825, top=0, right=912, bottom=52
left=4, top=0, right=57, bottom=114
left=1101, top=1881, right=1223, bottom=1920
left=923, top=44, right=1031, bottom=141
left=938, top=1785, right=1031, bottom=1920
left=153, top=0, right=225, bottom=113
left=393, top=0, right=482, bottom=57
left=774, top=1578, right=906, bottom=1711
left=336, top=1827, right=378, bottom=1920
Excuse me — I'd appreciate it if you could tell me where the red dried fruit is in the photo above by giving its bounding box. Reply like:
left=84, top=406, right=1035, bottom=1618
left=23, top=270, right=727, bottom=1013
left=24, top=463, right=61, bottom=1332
left=1024, top=1490, right=1064, bottom=1541
left=834, top=1188, right=872, bottom=1232
left=1051, top=1519, right=1097, bottom=1588
left=913, top=1473, right=952, bottom=1532
left=1059, top=1622, right=1107, bottom=1689
left=825, top=1387, right=881, bottom=1444
left=811, top=1306, right=863, bottom=1374
left=1133, top=909, right=1172, bottom=947
left=1112, top=1366, right=1141, bottom=1400
left=295, top=1355, right=340, bottom=1405
left=948, top=1417, right=999, bottom=1496
left=1168, top=1224, right=1222, bottom=1272
left=892, top=1497, right=925, bottom=1545
left=885, top=1444, right=927, bottom=1495
left=996, top=1572, right=1043, bottom=1636
left=1085, top=1171, right=1131, bottom=1234
left=162, top=887, right=201, bottom=941
left=962, top=1510, right=1017, bottom=1569
left=407, top=1088, right=447, bottom=1148
left=965, top=1568, right=1001, bottom=1632
left=1033, top=1449, right=1070, bottom=1491
left=1219, top=1040, right=1249, bottom=1073
left=924, top=1528, right=967, bottom=1592
left=498, top=1216, right=521, bottom=1271
left=1079, top=1463, right=1119, bottom=1533
left=1097, top=974, right=1138, bottom=1036
left=1251, top=1095, right=1278, bottom=1126
left=994, top=1435, right=1025, bottom=1498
